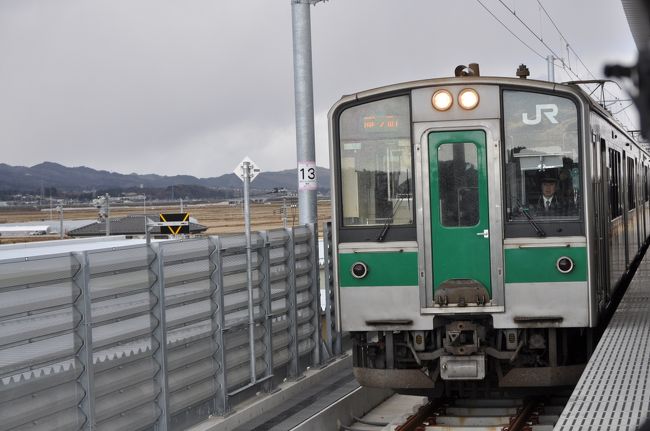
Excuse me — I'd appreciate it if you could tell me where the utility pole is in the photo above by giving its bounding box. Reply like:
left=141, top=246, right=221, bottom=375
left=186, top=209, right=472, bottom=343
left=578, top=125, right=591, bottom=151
left=282, top=197, right=288, bottom=229
left=143, top=194, right=147, bottom=234
left=105, top=193, right=110, bottom=236
left=58, top=206, right=64, bottom=239
left=292, top=0, right=323, bottom=224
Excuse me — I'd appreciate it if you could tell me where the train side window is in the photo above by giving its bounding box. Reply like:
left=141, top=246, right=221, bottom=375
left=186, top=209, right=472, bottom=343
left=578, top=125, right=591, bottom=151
left=503, top=90, right=581, bottom=236
left=610, top=148, right=622, bottom=219
left=643, top=166, right=648, bottom=202
left=628, top=157, right=636, bottom=210
left=338, top=95, right=413, bottom=227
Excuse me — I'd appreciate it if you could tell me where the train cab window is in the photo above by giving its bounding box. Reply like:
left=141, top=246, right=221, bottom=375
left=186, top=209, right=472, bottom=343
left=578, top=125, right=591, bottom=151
left=338, top=95, right=413, bottom=229
left=503, top=90, right=582, bottom=237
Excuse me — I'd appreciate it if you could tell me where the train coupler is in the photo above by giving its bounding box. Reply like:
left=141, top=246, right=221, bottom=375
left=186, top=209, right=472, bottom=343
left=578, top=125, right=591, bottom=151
left=440, top=354, right=486, bottom=380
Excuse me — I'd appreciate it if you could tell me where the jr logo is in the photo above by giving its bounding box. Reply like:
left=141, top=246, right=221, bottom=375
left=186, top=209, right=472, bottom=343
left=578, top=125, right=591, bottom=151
left=522, top=104, right=559, bottom=125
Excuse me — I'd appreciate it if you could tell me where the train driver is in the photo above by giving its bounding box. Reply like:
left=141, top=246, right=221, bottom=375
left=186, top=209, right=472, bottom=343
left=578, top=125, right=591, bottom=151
left=534, top=177, right=564, bottom=215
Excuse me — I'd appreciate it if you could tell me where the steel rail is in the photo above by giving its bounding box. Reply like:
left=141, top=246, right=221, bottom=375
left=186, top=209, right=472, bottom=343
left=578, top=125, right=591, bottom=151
left=394, top=399, right=443, bottom=431
left=506, top=399, right=538, bottom=431
left=383, top=395, right=565, bottom=431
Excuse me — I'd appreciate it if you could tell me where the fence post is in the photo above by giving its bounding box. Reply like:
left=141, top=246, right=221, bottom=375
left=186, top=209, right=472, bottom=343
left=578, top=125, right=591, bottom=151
left=323, top=222, right=341, bottom=356
left=259, top=232, right=275, bottom=392
left=209, top=236, right=230, bottom=415
left=307, top=223, right=322, bottom=366
left=151, top=244, right=170, bottom=430
left=73, top=251, right=96, bottom=430
left=322, top=222, right=334, bottom=356
left=287, top=227, right=300, bottom=378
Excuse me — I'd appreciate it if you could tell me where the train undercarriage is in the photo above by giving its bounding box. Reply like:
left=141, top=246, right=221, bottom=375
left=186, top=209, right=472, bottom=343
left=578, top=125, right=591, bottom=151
left=351, top=318, right=592, bottom=393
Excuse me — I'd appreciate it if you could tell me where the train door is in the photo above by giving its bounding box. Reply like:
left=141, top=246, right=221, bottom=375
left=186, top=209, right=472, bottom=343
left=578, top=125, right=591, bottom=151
left=427, top=130, right=491, bottom=304
left=635, top=158, right=641, bottom=254
left=622, top=151, right=630, bottom=267
left=641, top=166, right=649, bottom=246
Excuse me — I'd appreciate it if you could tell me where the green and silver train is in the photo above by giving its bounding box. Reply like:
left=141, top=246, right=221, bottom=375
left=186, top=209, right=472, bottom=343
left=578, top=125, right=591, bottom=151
left=327, top=64, right=650, bottom=390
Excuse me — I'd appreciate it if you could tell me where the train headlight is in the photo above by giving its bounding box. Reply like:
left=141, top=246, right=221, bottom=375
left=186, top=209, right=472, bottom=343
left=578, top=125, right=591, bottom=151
left=458, top=88, right=480, bottom=110
left=351, top=261, right=368, bottom=279
left=432, top=89, right=453, bottom=111
left=556, top=256, right=574, bottom=274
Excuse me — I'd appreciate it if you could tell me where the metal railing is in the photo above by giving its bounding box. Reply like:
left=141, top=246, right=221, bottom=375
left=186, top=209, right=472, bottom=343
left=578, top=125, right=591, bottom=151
left=0, top=224, right=325, bottom=430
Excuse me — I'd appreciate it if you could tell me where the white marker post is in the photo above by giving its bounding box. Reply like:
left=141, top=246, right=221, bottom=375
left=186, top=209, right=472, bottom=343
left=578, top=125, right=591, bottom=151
left=234, top=157, right=260, bottom=387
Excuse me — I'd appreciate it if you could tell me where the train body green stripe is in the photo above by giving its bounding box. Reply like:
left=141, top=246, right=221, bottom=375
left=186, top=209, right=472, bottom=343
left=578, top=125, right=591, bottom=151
left=338, top=247, right=587, bottom=286
left=339, top=252, right=419, bottom=287
left=504, top=247, right=587, bottom=283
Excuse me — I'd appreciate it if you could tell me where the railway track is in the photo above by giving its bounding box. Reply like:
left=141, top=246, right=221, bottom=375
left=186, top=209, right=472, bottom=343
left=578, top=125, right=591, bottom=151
left=342, top=394, right=568, bottom=431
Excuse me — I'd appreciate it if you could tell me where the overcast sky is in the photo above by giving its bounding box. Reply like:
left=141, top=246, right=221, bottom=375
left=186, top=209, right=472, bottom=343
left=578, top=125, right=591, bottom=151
left=0, top=0, right=638, bottom=178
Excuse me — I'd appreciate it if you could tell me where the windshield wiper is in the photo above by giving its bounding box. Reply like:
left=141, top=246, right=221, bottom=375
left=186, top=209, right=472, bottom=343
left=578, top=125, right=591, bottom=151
left=377, top=170, right=411, bottom=242
left=376, top=222, right=391, bottom=242
left=516, top=198, right=546, bottom=237
left=376, top=196, right=403, bottom=241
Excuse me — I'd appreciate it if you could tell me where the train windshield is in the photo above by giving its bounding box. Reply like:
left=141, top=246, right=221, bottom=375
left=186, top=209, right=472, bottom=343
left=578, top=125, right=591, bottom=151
left=503, top=90, right=581, bottom=230
left=338, top=95, right=413, bottom=227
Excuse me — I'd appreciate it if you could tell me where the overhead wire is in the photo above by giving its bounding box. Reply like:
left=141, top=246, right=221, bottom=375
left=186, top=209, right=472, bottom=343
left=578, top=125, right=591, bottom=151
left=477, top=0, right=636, bottom=129
left=614, top=102, right=635, bottom=115
left=498, top=0, right=595, bottom=90
left=498, top=0, right=615, bottom=90
left=534, top=0, right=598, bottom=81
left=536, top=0, right=634, bottom=124
left=477, top=0, right=586, bottom=86
left=495, top=0, right=565, bottom=62
left=500, top=0, right=609, bottom=104
left=474, top=0, right=547, bottom=61
left=618, top=103, right=636, bottom=126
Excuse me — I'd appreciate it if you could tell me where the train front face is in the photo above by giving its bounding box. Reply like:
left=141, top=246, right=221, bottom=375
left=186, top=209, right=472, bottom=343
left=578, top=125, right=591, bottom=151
left=329, top=74, right=592, bottom=391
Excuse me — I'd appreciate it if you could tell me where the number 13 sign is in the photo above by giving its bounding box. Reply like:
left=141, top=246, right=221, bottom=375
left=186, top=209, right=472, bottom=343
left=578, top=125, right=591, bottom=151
left=298, top=161, right=317, bottom=191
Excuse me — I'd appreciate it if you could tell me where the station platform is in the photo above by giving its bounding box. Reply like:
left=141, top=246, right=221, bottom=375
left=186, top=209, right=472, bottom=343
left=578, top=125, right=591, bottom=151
left=556, top=249, right=650, bottom=430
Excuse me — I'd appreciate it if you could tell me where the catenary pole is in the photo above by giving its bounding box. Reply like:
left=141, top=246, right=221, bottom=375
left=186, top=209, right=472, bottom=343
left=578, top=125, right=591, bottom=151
left=291, top=0, right=321, bottom=224
left=547, top=55, right=555, bottom=82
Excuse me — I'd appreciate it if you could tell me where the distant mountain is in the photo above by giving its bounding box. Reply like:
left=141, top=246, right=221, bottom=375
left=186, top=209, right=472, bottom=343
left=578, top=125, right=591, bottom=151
left=0, top=162, right=330, bottom=195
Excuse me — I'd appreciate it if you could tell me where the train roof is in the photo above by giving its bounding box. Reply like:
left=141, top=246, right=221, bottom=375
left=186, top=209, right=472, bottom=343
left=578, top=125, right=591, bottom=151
left=336, top=75, right=601, bottom=111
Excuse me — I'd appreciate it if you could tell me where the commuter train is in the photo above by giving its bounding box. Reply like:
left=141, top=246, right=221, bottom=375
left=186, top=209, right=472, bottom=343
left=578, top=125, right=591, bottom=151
left=328, top=64, right=650, bottom=391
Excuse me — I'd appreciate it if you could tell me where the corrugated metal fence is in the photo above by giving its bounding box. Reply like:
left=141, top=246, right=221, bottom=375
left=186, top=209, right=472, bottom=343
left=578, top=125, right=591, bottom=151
left=0, top=224, right=324, bottom=430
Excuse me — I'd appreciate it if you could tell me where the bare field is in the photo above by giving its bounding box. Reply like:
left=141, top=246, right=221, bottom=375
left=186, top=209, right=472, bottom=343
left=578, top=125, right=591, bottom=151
left=0, top=201, right=332, bottom=243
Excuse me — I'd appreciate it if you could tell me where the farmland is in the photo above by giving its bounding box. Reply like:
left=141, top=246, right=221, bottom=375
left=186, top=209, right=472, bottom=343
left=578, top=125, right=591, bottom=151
left=0, top=200, right=332, bottom=243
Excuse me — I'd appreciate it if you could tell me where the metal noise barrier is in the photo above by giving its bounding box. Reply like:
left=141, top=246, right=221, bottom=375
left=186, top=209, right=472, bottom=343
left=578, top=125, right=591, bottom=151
left=0, top=223, right=328, bottom=431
